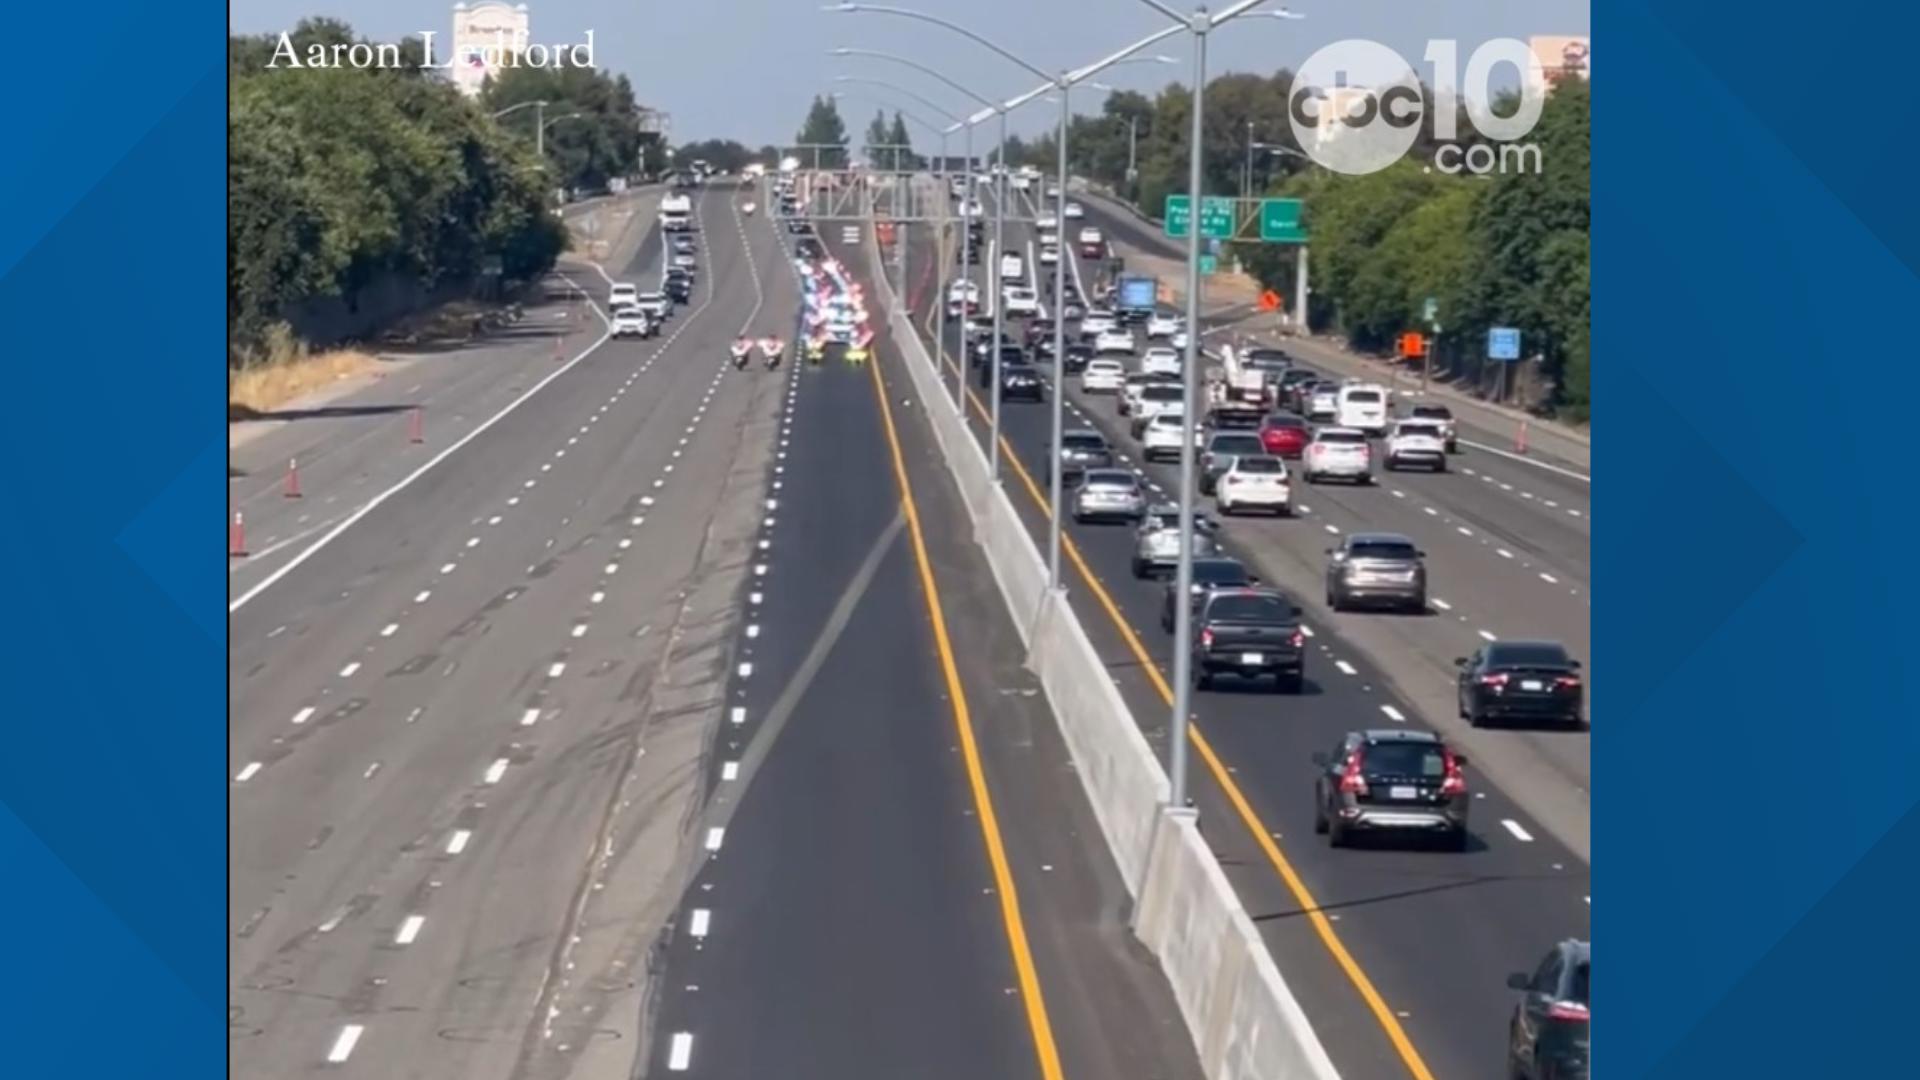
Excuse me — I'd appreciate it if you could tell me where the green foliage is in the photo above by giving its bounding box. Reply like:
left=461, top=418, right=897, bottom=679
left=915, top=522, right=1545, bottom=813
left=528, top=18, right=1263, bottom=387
left=676, top=139, right=757, bottom=173
left=481, top=65, right=646, bottom=193
left=228, top=18, right=565, bottom=361
left=1078, top=70, right=1590, bottom=416
left=794, top=96, right=850, bottom=168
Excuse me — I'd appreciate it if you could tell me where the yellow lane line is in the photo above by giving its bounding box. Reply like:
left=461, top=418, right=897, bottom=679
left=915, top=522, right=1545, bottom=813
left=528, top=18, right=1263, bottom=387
left=864, top=330, right=1067, bottom=1080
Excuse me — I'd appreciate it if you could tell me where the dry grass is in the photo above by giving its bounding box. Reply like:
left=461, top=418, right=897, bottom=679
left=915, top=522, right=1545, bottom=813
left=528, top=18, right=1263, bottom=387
left=229, top=349, right=377, bottom=420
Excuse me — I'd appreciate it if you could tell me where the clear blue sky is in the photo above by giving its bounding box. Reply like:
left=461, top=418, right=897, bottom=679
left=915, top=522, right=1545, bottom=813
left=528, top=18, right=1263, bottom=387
left=231, top=1, right=1590, bottom=146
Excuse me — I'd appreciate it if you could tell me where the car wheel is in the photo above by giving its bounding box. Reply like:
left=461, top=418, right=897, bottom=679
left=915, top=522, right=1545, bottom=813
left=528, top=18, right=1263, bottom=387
left=1327, top=820, right=1348, bottom=848
left=1276, top=669, right=1303, bottom=694
left=1328, top=589, right=1344, bottom=612
left=1218, top=498, right=1234, bottom=515
left=1445, top=827, right=1470, bottom=853
left=1408, top=595, right=1427, bottom=614
left=1434, top=460, right=1448, bottom=473
left=1193, top=667, right=1212, bottom=691
left=1130, top=558, right=1148, bottom=579
left=1386, top=457, right=1399, bottom=471
left=1313, top=805, right=1329, bottom=834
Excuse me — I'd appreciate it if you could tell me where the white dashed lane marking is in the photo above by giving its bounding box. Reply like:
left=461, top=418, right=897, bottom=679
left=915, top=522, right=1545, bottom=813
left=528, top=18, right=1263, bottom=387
left=1379, top=705, right=1406, bottom=722
left=326, top=1025, right=365, bottom=1064
left=445, top=829, right=472, bottom=855
left=395, top=915, right=425, bottom=945
left=668, top=1033, right=694, bottom=1071
left=1501, top=819, right=1535, bottom=842
left=235, top=762, right=263, bottom=783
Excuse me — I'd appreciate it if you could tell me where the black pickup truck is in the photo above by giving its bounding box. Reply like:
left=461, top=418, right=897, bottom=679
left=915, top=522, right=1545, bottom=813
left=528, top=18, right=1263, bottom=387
left=1191, top=587, right=1306, bottom=693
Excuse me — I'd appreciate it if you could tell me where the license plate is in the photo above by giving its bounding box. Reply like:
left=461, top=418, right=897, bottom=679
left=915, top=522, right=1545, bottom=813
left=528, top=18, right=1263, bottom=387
left=1240, top=652, right=1264, bottom=665
left=1521, top=679, right=1544, bottom=692
left=1389, top=786, right=1418, bottom=800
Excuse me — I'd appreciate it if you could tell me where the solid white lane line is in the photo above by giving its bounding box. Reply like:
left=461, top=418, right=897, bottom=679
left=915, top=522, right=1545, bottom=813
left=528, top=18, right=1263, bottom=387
left=326, top=1025, right=365, bottom=1064
left=446, top=829, right=472, bottom=855
left=1457, top=439, right=1591, bottom=482
left=228, top=319, right=615, bottom=614
left=395, top=915, right=425, bottom=945
left=235, top=762, right=263, bottom=782
left=484, top=759, right=509, bottom=785
left=1379, top=705, right=1406, bottom=722
left=1501, top=819, right=1535, bottom=842
left=667, top=1033, right=694, bottom=1071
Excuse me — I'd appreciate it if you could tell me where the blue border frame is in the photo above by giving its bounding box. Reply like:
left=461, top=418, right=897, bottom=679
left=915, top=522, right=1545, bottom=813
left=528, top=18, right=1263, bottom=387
left=0, top=5, right=224, bottom=1073
left=1606, top=3, right=1920, bottom=1076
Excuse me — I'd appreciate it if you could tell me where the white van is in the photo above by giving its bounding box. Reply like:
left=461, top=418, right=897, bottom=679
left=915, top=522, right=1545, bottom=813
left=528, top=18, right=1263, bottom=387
left=1000, top=253, right=1025, bottom=283
left=1336, top=383, right=1391, bottom=436
left=609, top=282, right=639, bottom=309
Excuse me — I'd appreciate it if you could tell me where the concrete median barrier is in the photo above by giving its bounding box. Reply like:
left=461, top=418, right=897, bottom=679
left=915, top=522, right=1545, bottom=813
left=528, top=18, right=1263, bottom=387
left=867, top=221, right=1339, bottom=1080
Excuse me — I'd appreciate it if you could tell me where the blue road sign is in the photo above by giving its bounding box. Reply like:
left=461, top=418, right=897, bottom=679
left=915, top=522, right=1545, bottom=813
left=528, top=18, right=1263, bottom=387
left=1488, top=327, right=1522, bottom=361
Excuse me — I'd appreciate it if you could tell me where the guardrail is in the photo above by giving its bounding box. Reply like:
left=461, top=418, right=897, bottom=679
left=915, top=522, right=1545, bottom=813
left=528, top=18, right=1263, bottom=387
left=863, top=217, right=1341, bottom=1080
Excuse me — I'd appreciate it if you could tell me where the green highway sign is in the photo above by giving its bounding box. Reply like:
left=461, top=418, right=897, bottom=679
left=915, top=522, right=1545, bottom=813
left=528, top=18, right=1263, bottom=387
left=1199, top=254, right=1218, bottom=275
left=1422, top=296, right=1438, bottom=323
left=1258, top=198, right=1307, bottom=243
left=1165, top=195, right=1236, bottom=239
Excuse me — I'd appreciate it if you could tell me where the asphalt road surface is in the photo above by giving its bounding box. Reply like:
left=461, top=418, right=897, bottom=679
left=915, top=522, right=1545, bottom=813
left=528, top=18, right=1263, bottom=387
left=883, top=177, right=1590, bottom=1080
left=230, top=181, right=1200, bottom=1080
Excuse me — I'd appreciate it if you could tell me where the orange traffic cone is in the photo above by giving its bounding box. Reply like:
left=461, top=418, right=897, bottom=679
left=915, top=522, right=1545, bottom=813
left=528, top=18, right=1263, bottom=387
left=229, top=512, right=248, bottom=558
left=1515, top=420, right=1529, bottom=454
left=284, top=458, right=302, bottom=498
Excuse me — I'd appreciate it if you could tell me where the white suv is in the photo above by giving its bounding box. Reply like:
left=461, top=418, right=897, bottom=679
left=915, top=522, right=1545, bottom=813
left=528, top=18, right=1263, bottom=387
left=1141, top=411, right=1199, bottom=462
left=1385, top=420, right=1448, bottom=472
left=1093, top=327, right=1135, bottom=354
left=1215, top=455, right=1293, bottom=516
left=1002, top=286, right=1040, bottom=317
left=1304, top=427, right=1374, bottom=485
left=1141, top=346, right=1181, bottom=377
left=1146, top=312, right=1182, bottom=339
left=1081, top=358, right=1125, bottom=393
left=609, top=283, right=639, bottom=309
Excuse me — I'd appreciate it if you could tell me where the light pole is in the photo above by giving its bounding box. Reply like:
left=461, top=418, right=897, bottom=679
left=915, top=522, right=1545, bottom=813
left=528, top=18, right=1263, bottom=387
left=1129, top=0, right=1303, bottom=810
left=1253, top=141, right=1315, bottom=331
left=491, top=98, right=552, bottom=157
left=830, top=2, right=1179, bottom=585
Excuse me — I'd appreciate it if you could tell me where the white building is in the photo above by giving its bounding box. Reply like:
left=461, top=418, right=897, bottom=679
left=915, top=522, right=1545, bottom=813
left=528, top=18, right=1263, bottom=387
left=1526, top=36, right=1591, bottom=97
left=450, top=2, right=531, bottom=97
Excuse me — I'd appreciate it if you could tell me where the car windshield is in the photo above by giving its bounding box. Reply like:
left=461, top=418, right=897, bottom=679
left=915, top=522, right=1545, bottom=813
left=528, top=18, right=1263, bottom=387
left=1318, top=430, right=1366, bottom=444
left=1486, top=642, right=1574, bottom=667
left=1567, top=961, right=1590, bottom=1005
left=1063, top=434, right=1107, bottom=451
left=1411, top=406, right=1452, bottom=419
left=1362, top=741, right=1447, bottom=779
left=1345, top=390, right=1384, bottom=404
left=1235, top=457, right=1284, bottom=474
left=1264, top=415, right=1306, bottom=430
left=1142, top=386, right=1184, bottom=401
left=1207, top=594, right=1295, bottom=623
left=1084, top=472, right=1137, bottom=490
left=1397, top=424, right=1443, bottom=438
left=1349, top=540, right=1418, bottom=560
left=1210, top=435, right=1264, bottom=454
left=1088, top=362, right=1122, bottom=373
left=1192, top=560, right=1249, bottom=585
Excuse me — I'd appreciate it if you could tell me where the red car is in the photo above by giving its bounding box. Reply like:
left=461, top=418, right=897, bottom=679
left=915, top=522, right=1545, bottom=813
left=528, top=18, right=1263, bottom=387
left=1258, top=412, right=1311, bottom=458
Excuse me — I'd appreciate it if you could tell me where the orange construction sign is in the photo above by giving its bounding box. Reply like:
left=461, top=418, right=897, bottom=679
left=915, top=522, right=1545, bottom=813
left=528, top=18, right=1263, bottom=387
left=1257, top=289, right=1282, bottom=312
left=1399, top=331, right=1427, bottom=358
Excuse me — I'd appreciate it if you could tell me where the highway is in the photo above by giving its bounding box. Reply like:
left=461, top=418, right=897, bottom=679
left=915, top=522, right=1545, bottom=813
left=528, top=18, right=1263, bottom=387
left=881, top=173, right=1591, bottom=1080
left=229, top=181, right=1200, bottom=1080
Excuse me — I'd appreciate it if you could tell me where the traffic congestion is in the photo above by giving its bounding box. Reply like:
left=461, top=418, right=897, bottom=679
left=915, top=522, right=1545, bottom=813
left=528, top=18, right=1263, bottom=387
left=793, top=163, right=1592, bottom=1080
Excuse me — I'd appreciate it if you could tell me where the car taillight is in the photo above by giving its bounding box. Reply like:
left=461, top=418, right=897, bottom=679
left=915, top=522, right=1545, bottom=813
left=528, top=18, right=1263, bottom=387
left=1290, top=629, right=1304, bottom=648
left=1337, top=751, right=1368, bottom=795
left=1547, top=1001, right=1590, bottom=1023
left=1440, top=749, right=1467, bottom=796
left=1554, top=675, right=1582, bottom=690
left=1479, top=673, right=1509, bottom=688
left=1200, top=628, right=1214, bottom=648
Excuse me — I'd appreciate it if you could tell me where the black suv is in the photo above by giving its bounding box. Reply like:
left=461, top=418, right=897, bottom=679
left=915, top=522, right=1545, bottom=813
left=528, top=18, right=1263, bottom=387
left=1456, top=641, right=1584, bottom=728
left=1191, top=588, right=1304, bottom=692
left=1060, top=342, right=1094, bottom=373
left=999, top=363, right=1045, bottom=402
left=664, top=275, right=693, bottom=303
left=1312, top=729, right=1470, bottom=849
left=1160, top=556, right=1253, bottom=631
left=1505, top=940, right=1590, bottom=1080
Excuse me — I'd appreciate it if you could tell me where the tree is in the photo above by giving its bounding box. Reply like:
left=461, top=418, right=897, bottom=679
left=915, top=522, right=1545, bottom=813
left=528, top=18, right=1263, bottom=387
left=483, top=65, right=646, bottom=193
left=888, top=112, right=919, bottom=170
left=794, top=95, right=849, bottom=168
left=863, top=109, right=891, bottom=166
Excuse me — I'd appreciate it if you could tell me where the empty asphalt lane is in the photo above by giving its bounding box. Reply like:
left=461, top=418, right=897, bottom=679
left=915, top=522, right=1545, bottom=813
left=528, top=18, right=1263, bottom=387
left=231, top=187, right=796, bottom=1079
